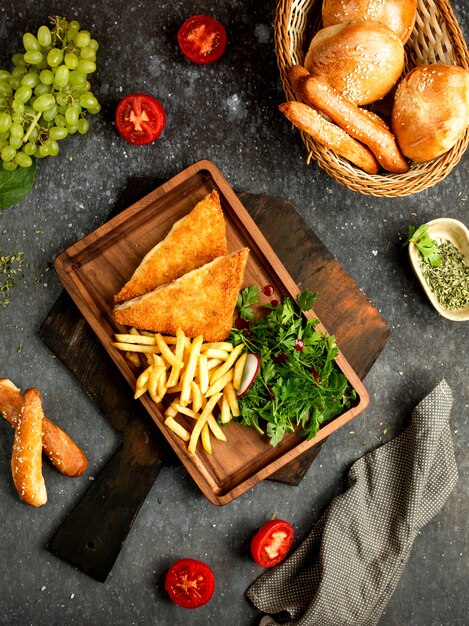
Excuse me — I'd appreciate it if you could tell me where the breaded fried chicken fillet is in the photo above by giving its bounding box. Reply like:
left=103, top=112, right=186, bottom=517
left=113, top=248, right=249, bottom=341
left=114, top=190, right=227, bottom=303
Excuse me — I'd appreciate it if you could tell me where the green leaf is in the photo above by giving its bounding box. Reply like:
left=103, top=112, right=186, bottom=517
left=297, top=289, right=317, bottom=311
left=237, top=284, right=260, bottom=320
left=0, top=160, right=37, bottom=209
left=404, top=223, right=441, bottom=267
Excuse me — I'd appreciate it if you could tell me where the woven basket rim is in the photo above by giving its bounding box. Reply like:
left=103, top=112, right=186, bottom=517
left=274, top=0, right=469, bottom=197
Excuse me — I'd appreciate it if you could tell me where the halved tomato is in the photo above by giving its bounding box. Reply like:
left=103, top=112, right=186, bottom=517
left=164, top=558, right=215, bottom=609
left=177, top=15, right=227, bottom=64
left=115, top=93, right=166, bottom=145
left=251, top=520, right=294, bottom=568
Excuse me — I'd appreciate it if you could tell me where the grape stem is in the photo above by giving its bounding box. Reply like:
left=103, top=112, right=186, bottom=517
left=23, top=112, right=41, bottom=143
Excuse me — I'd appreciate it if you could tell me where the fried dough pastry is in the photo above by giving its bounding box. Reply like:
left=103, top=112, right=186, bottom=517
left=115, top=190, right=228, bottom=303
left=0, top=378, right=87, bottom=477
left=113, top=248, right=249, bottom=341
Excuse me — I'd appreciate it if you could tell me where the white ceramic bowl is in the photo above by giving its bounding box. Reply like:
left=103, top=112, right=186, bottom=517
left=409, top=218, right=469, bottom=321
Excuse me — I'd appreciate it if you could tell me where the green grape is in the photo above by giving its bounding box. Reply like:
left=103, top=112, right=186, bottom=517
left=69, top=70, right=87, bottom=87
left=33, top=93, right=55, bottom=111
left=8, top=77, right=22, bottom=91
left=9, top=136, right=22, bottom=150
left=64, top=52, right=78, bottom=70
left=11, top=65, right=27, bottom=78
left=74, top=30, right=91, bottom=48
left=84, top=80, right=91, bottom=91
left=15, top=85, right=33, bottom=103
left=37, top=57, right=48, bottom=70
left=39, top=69, right=54, bottom=85
left=12, top=104, right=25, bottom=116
left=80, top=47, right=96, bottom=61
left=46, top=139, right=59, bottom=155
left=77, top=117, right=89, bottom=134
left=55, top=114, right=67, bottom=127
left=0, top=70, right=11, bottom=82
left=88, top=39, right=99, bottom=52
left=1, top=145, right=16, bottom=161
left=23, top=33, right=41, bottom=52
left=21, top=72, right=40, bottom=88
left=47, top=48, right=64, bottom=67
left=3, top=160, right=17, bottom=171
left=12, top=53, right=27, bottom=67
left=69, top=20, right=80, bottom=30
left=10, top=123, right=24, bottom=139
left=0, top=81, right=12, bottom=97
left=24, top=50, right=44, bottom=65
left=54, top=65, right=69, bottom=88
left=34, top=83, right=51, bottom=96
left=38, top=143, right=50, bottom=156
left=24, top=142, right=36, bottom=156
left=65, top=106, right=79, bottom=126
left=71, top=101, right=82, bottom=112
left=67, top=124, right=78, bottom=134
left=49, top=126, right=68, bottom=141
left=55, top=92, right=69, bottom=106
left=43, top=104, right=59, bottom=121
left=77, top=59, right=95, bottom=74
left=15, top=151, right=32, bottom=167
left=28, top=127, right=39, bottom=141
left=87, top=103, right=101, bottom=115
left=0, top=113, right=12, bottom=133
left=37, top=25, right=52, bottom=47
left=80, top=92, right=98, bottom=109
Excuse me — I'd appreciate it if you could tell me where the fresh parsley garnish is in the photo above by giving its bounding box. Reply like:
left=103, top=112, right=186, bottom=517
left=404, top=224, right=441, bottom=267
left=230, top=289, right=356, bottom=446
left=236, top=285, right=260, bottom=320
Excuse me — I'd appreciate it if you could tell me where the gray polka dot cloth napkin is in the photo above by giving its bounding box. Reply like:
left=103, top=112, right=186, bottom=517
left=247, top=379, right=458, bottom=626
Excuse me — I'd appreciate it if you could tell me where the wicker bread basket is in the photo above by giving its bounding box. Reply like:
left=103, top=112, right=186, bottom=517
left=275, top=0, right=469, bottom=196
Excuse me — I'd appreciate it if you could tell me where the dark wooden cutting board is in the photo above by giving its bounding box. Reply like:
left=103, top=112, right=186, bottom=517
left=40, top=175, right=390, bottom=580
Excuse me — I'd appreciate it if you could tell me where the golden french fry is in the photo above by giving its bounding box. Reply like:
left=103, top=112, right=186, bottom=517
left=125, top=351, right=142, bottom=367
left=174, top=403, right=196, bottom=418
left=206, top=358, right=223, bottom=371
left=201, top=342, right=234, bottom=352
left=148, top=365, right=165, bottom=400
left=136, top=367, right=151, bottom=390
left=129, top=327, right=140, bottom=335
left=167, top=328, right=186, bottom=388
left=207, top=415, right=227, bottom=441
left=198, top=354, right=209, bottom=395
left=224, top=382, right=240, bottom=417
left=205, top=369, right=234, bottom=397
left=134, top=387, right=148, bottom=399
left=157, top=366, right=168, bottom=399
left=233, top=352, right=248, bottom=391
left=167, top=383, right=183, bottom=394
left=210, top=343, right=245, bottom=385
left=165, top=403, right=178, bottom=418
left=180, top=335, right=204, bottom=406
left=112, top=342, right=161, bottom=354
left=188, top=393, right=222, bottom=454
left=220, top=391, right=232, bottom=424
left=202, top=349, right=230, bottom=360
left=201, top=422, right=212, bottom=454
left=155, top=333, right=184, bottom=368
left=164, top=416, right=191, bottom=442
left=115, top=333, right=157, bottom=345
left=191, top=381, right=203, bottom=413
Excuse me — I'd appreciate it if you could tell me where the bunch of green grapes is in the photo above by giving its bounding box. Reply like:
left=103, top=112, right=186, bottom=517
left=0, top=16, right=100, bottom=171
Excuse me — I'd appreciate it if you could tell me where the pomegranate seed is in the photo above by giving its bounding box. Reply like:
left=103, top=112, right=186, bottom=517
left=271, top=299, right=279, bottom=307
left=235, top=316, right=249, bottom=330
left=294, top=339, right=304, bottom=351
left=272, top=353, right=288, bottom=363
left=262, top=284, right=274, bottom=296
left=311, top=366, right=320, bottom=383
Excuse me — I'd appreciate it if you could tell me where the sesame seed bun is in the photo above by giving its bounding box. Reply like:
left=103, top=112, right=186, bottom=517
left=391, top=64, right=469, bottom=162
left=322, top=0, right=417, bottom=44
left=304, top=22, right=405, bottom=105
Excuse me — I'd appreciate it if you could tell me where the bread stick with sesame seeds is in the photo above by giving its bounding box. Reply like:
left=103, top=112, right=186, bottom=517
left=279, top=101, right=380, bottom=174
left=0, top=379, right=87, bottom=478
left=11, top=388, right=47, bottom=507
left=301, top=73, right=409, bottom=173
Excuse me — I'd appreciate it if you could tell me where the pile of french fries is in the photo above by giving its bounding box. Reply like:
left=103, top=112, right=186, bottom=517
left=112, top=328, right=248, bottom=455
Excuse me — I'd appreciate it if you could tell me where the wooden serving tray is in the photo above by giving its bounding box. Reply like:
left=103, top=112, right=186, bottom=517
left=54, top=160, right=370, bottom=505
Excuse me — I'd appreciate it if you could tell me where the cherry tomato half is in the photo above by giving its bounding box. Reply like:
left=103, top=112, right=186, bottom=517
left=251, top=520, right=294, bottom=568
left=177, top=15, right=227, bottom=64
left=164, top=558, right=215, bottom=609
left=115, top=93, right=166, bottom=145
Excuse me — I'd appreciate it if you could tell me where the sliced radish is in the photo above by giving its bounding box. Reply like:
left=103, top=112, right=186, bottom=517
left=237, top=353, right=260, bottom=397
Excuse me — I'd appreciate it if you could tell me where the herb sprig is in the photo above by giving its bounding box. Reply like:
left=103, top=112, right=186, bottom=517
left=236, top=285, right=260, bottom=320
left=404, top=224, right=441, bottom=267
left=230, top=289, right=356, bottom=446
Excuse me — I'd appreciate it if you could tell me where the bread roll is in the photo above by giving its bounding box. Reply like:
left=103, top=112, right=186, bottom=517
left=304, top=22, right=405, bottom=105
left=322, top=0, right=417, bottom=44
left=392, top=64, right=469, bottom=162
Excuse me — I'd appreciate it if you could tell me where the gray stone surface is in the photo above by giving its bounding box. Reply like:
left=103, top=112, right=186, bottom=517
left=0, top=1, right=467, bottom=625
